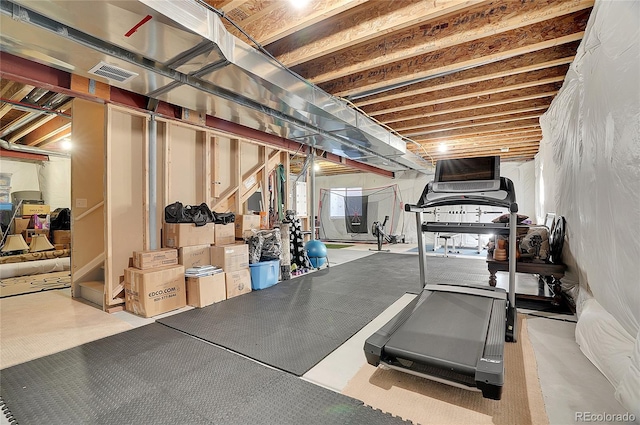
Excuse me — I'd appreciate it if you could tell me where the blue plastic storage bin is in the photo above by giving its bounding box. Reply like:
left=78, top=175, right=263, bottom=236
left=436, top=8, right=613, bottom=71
left=249, top=260, right=280, bottom=290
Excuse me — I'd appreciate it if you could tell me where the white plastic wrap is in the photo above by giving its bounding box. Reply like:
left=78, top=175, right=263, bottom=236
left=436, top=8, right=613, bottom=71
left=537, top=0, right=639, bottom=415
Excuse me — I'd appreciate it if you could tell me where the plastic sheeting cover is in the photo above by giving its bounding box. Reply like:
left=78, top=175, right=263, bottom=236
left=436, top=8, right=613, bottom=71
left=537, top=0, right=639, bottom=415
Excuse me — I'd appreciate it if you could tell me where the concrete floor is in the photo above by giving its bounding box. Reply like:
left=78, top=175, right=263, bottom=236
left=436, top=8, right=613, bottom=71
left=0, top=244, right=630, bottom=425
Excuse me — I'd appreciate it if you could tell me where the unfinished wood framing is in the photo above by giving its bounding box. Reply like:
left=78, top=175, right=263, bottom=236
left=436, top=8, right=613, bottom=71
left=318, top=9, right=590, bottom=97
left=294, top=0, right=591, bottom=84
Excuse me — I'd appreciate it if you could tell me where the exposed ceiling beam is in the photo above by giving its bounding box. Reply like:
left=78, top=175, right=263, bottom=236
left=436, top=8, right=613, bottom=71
left=415, top=128, right=543, bottom=145
left=378, top=83, right=561, bottom=125
left=0, top=83, right=35, bottom=119
left=7, top=99, right=72, bottom=143
left=363, top=66, right=567, bottom=116
left=205, top=0, right=248, bottom=13
left=411, top=120, right=541, bottom=141
left=403, top=112, right=545, bottom=138
left=270, top=0, right=480, bottom=66
left=354, top=43, right=578, bottom=107
left=22, top=116, right=71, bottom=146
left=318, top=9, right=590, bottom=97
left=393, top=101, right=550, bottom=133
left=37, top=126, right=71, bottom=147
left=226, top=0, right=368, bottom=46
left=412, top=137, right=542, bottom=154
left=293, top=0, right=592, bottom=83
left=415, top=132, right=542, bottom=149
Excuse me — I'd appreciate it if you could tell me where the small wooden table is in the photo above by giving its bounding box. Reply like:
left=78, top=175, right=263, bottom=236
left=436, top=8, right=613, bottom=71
left=487, top=257, right=566, bottom=305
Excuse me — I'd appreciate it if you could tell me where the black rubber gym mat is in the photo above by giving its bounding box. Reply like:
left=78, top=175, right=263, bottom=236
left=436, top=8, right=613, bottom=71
left=0, top=323, right=409, bottom=425
left=158, top=252, right=422, bottom=375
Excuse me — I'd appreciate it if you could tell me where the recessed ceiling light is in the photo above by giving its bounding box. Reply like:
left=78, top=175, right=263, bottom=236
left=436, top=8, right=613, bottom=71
left=313, top=163, right=320, bottom=171
left=438, top=143, right=448, bottom=153
left=500, top=147, right=509, bottom=152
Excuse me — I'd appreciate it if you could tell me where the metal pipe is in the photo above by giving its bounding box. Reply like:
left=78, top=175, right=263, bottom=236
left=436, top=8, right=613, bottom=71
left=310, top=147, right=315, bottom=241
left=148, top=115, right=158, bottom=249
left=0, top=139, right=70, bottom=158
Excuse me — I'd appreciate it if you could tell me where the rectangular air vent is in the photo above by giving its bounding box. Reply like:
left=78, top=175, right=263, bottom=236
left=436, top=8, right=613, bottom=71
left=88, top=61, right=138, bottom=83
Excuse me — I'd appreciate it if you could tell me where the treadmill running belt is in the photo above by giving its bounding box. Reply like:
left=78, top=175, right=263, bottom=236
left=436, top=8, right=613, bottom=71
left=384, top=292, right=492, bottom=373
left=0, top=323, right=409, bottom=425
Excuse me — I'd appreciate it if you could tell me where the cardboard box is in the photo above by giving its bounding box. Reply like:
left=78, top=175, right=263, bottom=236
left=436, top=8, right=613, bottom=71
left=124, top=265, right=186, bottom=318
left=187, top=273, right=226, bottom=308
left=225, top=269, right=251, bottom=299
left=133, top=248, right=178, bottom=270
left=53, top=230, right=72, bottom=245
left=163, top=222, right=215, bottom=248
left=21, top=204, right=50, bottom=217
left=54, top=243, right=71, bottom=250
left=22, top=228, right=49, bottom=244
left=12, top=217, right=30, bottom=235
left=234, top=215, right=260, bottom=238
left=210, top=244, right=249, bottom=272
left=215, top=223, right=235, bottom=246
left=178, top=245, right=211, bottom=269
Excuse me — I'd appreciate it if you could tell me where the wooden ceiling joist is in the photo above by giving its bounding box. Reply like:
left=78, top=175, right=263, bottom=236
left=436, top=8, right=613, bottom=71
left=403, top=112, right=545, bottom=138
left=269, top=0, right=480, bottom=67
left=362, top=66, right=568, bottom=116
left=430, top=147, right=540, bottom=161
left=223, top=0, right=368, bottom=46
left=411, top=119, right=542, bottom=142
left=0, top=82, right=35, bottom=119
left=412, top=138, right=542, bottom=155
left=414, top=128, right=543, bottom=146
left=318, top=9, right=590, bottom=97
left=354, top=42, right=579, bottom=107
left=393, top=101, right=550, bottom=133
left=6, top=100, right=72, bottom=143
left=415, top=132, right=543, bottom=149
left=22, top=115, right=71, bottom=146
left=376, top=82, right=562, bottom=125
left=292, top=0, right=591, bottom=84
left=37, top=126, right=71, bottom=147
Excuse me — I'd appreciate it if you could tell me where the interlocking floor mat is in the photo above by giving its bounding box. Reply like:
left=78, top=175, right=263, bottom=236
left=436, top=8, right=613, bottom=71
left=159, top=252, right=423, bottom=375
left=0, top=323, right=409, bottom=425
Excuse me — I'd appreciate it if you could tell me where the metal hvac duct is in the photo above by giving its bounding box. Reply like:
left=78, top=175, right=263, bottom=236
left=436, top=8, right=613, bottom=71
left=0, top=0, right=431, bottom=173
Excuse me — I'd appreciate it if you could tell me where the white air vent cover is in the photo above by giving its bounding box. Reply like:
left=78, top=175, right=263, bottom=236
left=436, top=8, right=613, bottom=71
left=88, top=61, right=138, bottom=83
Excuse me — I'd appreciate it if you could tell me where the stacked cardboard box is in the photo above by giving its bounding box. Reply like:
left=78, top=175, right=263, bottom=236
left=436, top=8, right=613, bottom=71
left=210, top=244, right=251, bottom=299
left=234, top=215, right=260, bottom=239
left=186, top=273, right=226, bottom=308
left=125, top=248, right=185, bottom=318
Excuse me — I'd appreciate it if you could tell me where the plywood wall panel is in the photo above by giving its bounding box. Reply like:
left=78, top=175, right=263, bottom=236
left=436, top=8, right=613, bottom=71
left=105, top=107, right=147, bottom=305
left=167, top=124, right=202, bottom=205
left=70, top=98, right=105, bottom=297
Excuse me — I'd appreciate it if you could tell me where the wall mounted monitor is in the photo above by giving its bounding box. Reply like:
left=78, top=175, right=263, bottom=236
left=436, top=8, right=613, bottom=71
left=432, top=156, right=501, bottom=193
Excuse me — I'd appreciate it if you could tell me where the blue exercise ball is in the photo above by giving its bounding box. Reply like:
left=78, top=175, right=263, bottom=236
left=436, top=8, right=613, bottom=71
left=305, top=240, right=327, bottom=268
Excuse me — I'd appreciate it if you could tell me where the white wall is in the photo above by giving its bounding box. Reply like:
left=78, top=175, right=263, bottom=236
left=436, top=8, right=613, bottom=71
left=537, top=0, right=639, bottom=415
left=0, top=156, right=71, bottom=210
left=314, top=160, right=535, bottom=245
left=0, top=158, right=40, bottom=194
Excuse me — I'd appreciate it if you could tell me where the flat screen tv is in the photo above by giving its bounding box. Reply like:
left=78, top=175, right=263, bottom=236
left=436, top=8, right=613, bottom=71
left=432, top=156, right=501, bottom=193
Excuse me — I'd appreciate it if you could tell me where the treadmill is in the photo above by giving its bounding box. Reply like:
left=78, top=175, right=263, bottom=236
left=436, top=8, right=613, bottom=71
left=364, top=172, right=518, bottom=400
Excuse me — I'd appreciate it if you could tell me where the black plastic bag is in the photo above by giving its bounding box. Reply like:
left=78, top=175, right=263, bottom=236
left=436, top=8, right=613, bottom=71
left=185, top=203, right=214, bottom=227
left=213, top=211, right=235, bottom=225
left=165, top=202, right=190, bottom=223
